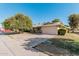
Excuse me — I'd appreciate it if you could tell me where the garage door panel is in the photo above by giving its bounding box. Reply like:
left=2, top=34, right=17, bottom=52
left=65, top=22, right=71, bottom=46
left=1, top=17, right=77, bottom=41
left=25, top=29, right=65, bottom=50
left=41, top=27, right=57, bottom=35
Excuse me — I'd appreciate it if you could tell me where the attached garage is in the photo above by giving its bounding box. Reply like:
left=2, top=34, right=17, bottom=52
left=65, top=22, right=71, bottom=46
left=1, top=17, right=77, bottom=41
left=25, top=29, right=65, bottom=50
left=41, top=22, right=61, bottom=35
left=41, top=26, right=58, bottom=35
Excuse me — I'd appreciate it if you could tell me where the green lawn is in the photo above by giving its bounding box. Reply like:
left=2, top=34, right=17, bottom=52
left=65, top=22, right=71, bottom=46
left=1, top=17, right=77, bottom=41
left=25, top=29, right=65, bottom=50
left=49, top=33, right=79, bottom=55
left=34, top=33, right=79, bottom=55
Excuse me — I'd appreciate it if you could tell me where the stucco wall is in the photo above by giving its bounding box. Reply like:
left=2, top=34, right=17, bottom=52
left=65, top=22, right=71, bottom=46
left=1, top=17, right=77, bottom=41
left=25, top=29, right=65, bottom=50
left=41, top=26, right=58, bottom=35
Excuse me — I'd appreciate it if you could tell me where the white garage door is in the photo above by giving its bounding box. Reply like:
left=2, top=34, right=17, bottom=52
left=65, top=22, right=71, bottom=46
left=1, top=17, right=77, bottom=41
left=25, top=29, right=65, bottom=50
left=41, top=26, right=58, bottom=35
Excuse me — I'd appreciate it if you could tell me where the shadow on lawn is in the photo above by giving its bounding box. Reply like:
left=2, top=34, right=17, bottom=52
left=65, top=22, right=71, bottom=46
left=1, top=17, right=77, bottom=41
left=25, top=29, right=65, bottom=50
left=48, top=38, right=79, bottom=55
left=21, top=37, right=79, bottom=55
left=21, top=37, right=48, bottom=53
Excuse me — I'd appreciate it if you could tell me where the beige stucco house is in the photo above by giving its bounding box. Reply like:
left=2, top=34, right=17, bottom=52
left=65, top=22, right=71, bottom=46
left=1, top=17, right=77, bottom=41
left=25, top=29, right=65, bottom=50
left=41, top=22, right=63, bottom=35
left=33, top=22, right=65, bottom=35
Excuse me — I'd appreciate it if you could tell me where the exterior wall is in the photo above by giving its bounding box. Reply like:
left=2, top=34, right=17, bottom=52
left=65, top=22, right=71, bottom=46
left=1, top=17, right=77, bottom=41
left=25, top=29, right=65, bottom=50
left=41, top=26, right=58, bottom=35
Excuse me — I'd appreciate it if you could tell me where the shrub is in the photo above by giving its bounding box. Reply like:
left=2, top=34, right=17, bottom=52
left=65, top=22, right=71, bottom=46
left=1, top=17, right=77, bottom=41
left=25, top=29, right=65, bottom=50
left=58, top=29, right=66, bottom=35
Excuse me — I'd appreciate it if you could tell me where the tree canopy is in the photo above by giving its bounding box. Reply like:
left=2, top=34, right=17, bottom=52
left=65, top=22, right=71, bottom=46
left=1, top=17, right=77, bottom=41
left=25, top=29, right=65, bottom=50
left=43, top=18, right=61, bottom=25
left=68, top=14, right=79, bottom=32
left=3, top=13, right=32, bottom=32
left=43, top=22, right=51, bottom=25
left=52, top=19, right=60, bottom=23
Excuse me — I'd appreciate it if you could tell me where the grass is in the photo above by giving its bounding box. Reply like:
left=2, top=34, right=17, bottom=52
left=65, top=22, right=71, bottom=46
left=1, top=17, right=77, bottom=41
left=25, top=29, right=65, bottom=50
left=34, top=33, right=79, bottom=55
left=49, top=33, right=79, bottom=55
left=55, top=33, right=79, bottom=41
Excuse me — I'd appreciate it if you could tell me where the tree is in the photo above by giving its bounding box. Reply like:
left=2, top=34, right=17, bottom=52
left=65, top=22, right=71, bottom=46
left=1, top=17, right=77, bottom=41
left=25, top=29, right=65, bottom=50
left=68, top=14, right=79, bottom=32
left=14, top=14, right=32, bottom=31
left=3, top=13, right=32, bottom=32
left=52, top=19, right=60, bottom=23
left=43, top=19, right=60, bottom=25
left=43, top=22, right=51, bottom=25
left=3, top=19, right=11, bottom=29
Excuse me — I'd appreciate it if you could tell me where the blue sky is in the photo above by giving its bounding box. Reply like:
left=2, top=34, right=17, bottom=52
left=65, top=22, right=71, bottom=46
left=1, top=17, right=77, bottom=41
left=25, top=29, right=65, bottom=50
left=0, top=3, right=79, bottom=25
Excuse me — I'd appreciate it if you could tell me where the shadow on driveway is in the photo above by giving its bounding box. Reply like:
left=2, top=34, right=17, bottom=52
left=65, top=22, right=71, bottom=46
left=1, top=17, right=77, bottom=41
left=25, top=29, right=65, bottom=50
left=21, top=37, right=49, bottom=53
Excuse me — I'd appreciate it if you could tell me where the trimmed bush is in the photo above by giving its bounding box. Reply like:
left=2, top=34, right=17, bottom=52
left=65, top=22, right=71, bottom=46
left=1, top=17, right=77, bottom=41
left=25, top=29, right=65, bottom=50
left=58, top=29, right=66, bottom=35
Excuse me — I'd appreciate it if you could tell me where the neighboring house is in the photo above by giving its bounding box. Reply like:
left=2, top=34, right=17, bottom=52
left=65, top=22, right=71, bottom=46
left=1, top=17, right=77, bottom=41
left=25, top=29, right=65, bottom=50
left=33, top=22, right=65, bottom=35
left=0, top=24, right=12, bottom=33
left=0, top=24, right=4, bottom=32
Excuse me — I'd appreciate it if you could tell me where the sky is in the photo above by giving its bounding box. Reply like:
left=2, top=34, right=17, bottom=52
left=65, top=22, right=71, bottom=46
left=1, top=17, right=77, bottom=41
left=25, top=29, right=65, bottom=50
left=0, top=3, right=79, bottom=25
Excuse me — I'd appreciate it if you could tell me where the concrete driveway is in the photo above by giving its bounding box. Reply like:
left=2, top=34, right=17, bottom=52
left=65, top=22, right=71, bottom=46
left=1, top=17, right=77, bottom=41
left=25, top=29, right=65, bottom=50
left=0, top=33, right=55, bottom=56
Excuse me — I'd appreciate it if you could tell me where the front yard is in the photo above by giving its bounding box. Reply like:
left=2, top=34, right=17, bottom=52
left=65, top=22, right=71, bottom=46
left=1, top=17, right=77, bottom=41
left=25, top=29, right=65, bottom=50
left=4, top=32, right=79, bottom=56
left=55, top=33, right=79, bottom=41
left=34, top=33, right=79, bottom=56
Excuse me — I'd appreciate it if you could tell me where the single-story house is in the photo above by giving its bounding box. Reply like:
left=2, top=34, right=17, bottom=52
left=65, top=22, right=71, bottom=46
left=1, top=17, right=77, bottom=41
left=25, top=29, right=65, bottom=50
left=33, top=22, right=66, bottom=35
left=41, top=22, right=64, bottom=35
